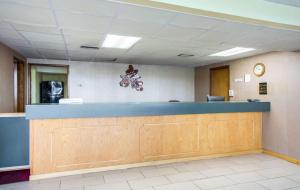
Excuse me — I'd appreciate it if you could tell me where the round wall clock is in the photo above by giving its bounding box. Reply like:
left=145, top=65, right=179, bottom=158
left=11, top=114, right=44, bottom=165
left=253, top=63, right=265, bottom=77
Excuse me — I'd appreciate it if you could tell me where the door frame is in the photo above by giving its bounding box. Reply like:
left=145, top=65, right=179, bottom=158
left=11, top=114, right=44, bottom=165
left=28, top=63, right=69, bottom=104
left=13, top=57, right=25, bottom=112
left=209, top=65, right=230, bottom=100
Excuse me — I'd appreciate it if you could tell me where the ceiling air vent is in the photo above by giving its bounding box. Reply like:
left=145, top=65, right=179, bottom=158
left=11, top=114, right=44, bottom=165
left=80, top=45, right=100, bottom=50
left=177, top=53, right=194, bottom=58
left=94, top=57, right=118, bottom=62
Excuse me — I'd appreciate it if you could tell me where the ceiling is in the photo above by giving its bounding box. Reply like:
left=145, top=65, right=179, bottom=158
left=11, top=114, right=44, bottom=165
left=265, top=0, right=300, bottom=8
left=0, top=0, right=300, bottom=67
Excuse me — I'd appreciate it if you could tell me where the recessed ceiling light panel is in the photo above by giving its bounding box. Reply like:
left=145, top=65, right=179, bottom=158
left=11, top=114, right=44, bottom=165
left=209, top=47, right=256, bottom=57
left=102, top=34, right=141, bottom=49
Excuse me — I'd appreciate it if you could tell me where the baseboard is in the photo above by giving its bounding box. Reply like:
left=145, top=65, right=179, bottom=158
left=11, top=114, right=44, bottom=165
left=30, top=149, right=262, bottom=180
left=263, top=149, right=300, bottom=165
left=0, top=169, right=29, bottom=185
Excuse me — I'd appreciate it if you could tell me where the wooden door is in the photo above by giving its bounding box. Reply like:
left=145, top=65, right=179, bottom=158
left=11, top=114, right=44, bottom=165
left=14, top=58, right=25, bottom=112
left=210, top=66, right=229, bottom=101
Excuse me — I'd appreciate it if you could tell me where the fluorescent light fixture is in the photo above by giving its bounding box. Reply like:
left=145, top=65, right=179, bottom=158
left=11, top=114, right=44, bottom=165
left=209, top=47, right=256, bottom=57
left=102, top=34, right=141, bottom=49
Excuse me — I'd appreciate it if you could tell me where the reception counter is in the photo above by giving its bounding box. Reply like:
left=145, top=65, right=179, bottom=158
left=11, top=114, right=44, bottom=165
left=26, top=102, right=270, bottom=179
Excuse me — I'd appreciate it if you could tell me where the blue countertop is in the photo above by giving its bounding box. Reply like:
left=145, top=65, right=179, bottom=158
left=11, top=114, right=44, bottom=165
left=26, top=102, right=270, bottom=119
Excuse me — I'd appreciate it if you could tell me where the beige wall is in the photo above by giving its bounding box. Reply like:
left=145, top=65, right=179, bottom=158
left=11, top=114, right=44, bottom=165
left=195, top=51, right=300, bottom=159
left=0, top=43, right=25, bottom=113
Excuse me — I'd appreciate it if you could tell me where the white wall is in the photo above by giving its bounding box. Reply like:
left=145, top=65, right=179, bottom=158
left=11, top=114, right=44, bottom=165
left=28, top=59, right=195, bottom=102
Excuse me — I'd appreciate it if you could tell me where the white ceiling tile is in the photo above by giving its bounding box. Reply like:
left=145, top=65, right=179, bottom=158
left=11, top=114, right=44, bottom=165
left=190, top=30, right=240, bottom=45
left=124, top=48, right=155, bottom=58
left=0, top=3, right=56, bottom=26
left=118, top=4, right=175, bottom=24
left=93, top=56, right=119, bottom=62
left=68, top=50, right=97, bottom=61
left=56, top=11, right=111, bottom=33
left=0, top=27, right=23, bottom=39
left=66, top=44, right=90, bottom=51
left=0, top=21, right=12, bottom=29
left=31, top=41, right=66, bottom=51
left=13, top=46, right=42, bottom=58
left=187, top=48, right=228, bottom=57
left=0, top=37, right=31, bottom=48
left=186, top=40, right=233, bottom=51
left=128, top=38, right=201, bottom=57
left=12, top=22, right=61, bottom=34
left=20, top=31, right=63, bottom=43
left=39, top=49, right=67, bottom=60
left=63, top=29, right=105, bottom=48
left=115, top=57, right=131, bottom=63
left=69, top=50, right=97, bottom=56
left=213, top=21, right=263, bottom=33
left=107, top=19, right=163, bottom=37
left=62, top=29, right=103, bottom=37
left=229, top=27, right=293, bottom=48
left=67, top=43, right=101, bottom=52
left=70, top=56, right=94, bottom=62
left=266, top=39, right=300, bottom=51
left=170, top=14, right=222, bottom=29
left=260, top=27, right=300, bottom=40
left=52, top=0, right=118, bottom=17
left=155, top=25, right=206, bottom=42
left=0, top=0, right=50, bottom=8
left=150, top=51, right=181, bottom=59
left=97, top=48, right=127, bottom=57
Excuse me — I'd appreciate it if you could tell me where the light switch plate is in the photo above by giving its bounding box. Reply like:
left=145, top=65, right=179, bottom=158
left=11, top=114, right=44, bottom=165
left=229, top=89, right=234, bottom=97
left=245, top=74, right=251, bottom=83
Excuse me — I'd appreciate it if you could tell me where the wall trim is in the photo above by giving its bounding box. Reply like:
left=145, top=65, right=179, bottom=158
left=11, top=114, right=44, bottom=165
left=0, top=165, right=30, bottom=172
left=30, top=149, right=262, bottom=180
left=0, top=113, right=25, bottom=118
left=263, top=149, right=300, bottom=165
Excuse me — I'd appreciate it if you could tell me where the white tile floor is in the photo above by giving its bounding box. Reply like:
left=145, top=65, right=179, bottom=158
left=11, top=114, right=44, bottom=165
left=1, top=153, right=300, bottom=190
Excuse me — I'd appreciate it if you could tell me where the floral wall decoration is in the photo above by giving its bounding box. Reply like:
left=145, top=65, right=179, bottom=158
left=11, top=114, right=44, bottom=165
left=119, top=65, right=144, bottom=91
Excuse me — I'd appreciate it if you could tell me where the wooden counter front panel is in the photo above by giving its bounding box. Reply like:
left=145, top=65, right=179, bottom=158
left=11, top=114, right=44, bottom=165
left=30, top=118, right=140, bottom=174
left=140, top=116, right=199, bottom=161
left=30, top=113, right=262, bottom=175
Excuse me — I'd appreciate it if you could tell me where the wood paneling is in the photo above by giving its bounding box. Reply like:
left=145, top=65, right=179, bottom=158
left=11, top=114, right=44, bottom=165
left=140, top=115, right=199, bottom=161
left=30, top=113, right=262, bottom=175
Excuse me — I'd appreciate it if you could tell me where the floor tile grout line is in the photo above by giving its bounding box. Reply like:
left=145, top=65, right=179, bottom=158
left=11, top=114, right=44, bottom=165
left=282, top=176, right=300, bottom=185
left=253, top=181, right=272, bottom=190
left=126, top=180, right=133, bottom=190
left=254, top=176, right=300, bottom=190
left=59, top=179, right=62, bottom=190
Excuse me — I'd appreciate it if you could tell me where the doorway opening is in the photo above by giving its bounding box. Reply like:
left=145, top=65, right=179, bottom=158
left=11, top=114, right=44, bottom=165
left=29, top=64, right=69, bottom=104
left=210, top=66, right=230, bottom=101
